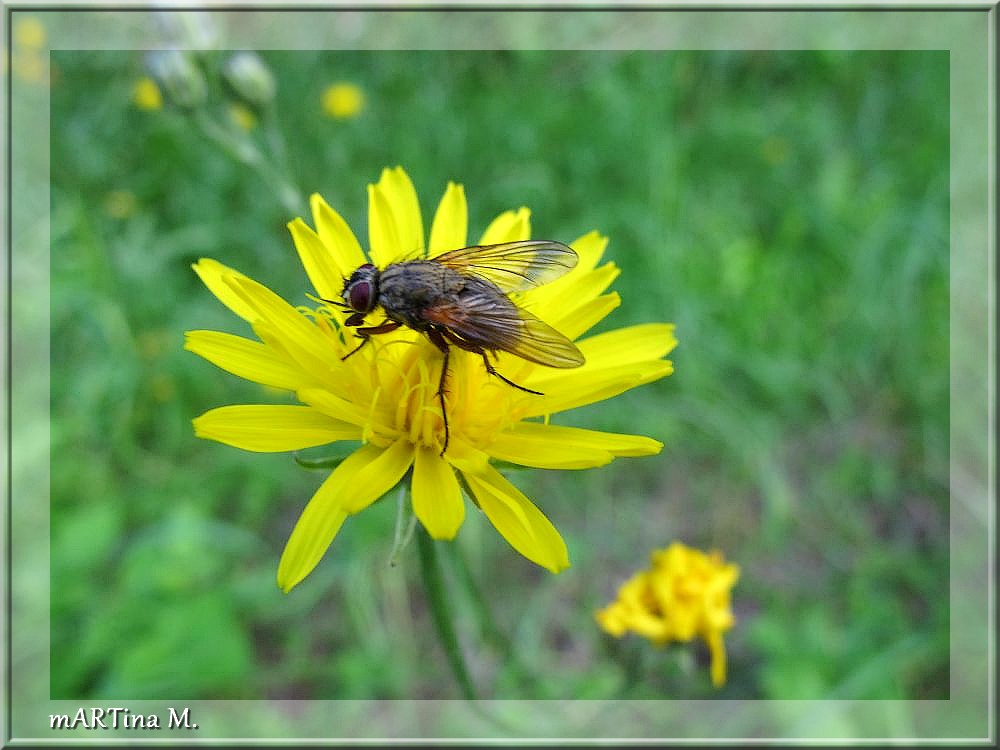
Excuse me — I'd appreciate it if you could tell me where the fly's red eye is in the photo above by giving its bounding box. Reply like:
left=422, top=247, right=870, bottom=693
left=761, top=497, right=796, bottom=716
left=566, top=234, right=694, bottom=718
left=348, top=281, right=373, bottom=312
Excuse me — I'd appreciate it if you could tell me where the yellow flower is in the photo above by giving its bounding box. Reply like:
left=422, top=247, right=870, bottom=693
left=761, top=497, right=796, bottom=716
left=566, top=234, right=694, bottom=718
left=132, top=77, right=163, bottom=111
left=321, top=82, right=364, bottom=119
left=103, top=190, right=137, bottom=219
left=596, top=542, right=740, bottom=687
left=186, top=166, right=676, bottom=592
left=14, top=17, right=46, bottom=51
left=229, top=103, right=257, bottom=131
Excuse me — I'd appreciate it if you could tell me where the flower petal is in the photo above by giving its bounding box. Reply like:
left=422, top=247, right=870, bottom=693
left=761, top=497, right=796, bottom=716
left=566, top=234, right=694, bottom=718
left=575, top=323, right=678, bottom=369
left=298, top=387, right=397, bottom=434
left=428, top=181, right=468, bottom=257
left=478, top=207, right=531, bottom=244
left=310, top=192, right=367, bottom=275
left=461, top=464, right=569, bottom=573
left=287, top=217, right=344, bottom=301
left=494, top=422, right=662, bottom=462
left=519, top=232, right=611, bottom=310
left=191, top=258, right=260, bottom=323
left=277, top=445, right=386, bottom=592
left=523, top=263, right=620, bottom=322
left=521, top=360, right=674, bottom=417
left=569, top=230, right=610, bottom=274
left=380, top=166, right=425, bottom=257
left=412, top=444, right=465, bottom=539
left=367, top=182, right=400, bottom=268
left=338, top=438, right=414, bottom=513
left=184, top=330, right=306, bottom=391
left=486, top=427, right=613, bottom=470
left=193, top=405, right=360, bottom=452
left=224, top=276, right=339, bottom=381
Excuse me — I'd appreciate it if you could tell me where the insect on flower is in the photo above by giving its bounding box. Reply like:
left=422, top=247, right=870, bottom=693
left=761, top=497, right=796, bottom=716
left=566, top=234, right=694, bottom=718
left=332, top=240, right=586, bottom=454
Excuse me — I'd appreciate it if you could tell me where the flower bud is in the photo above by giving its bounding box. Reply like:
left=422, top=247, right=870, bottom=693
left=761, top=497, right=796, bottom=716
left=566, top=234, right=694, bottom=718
left=222, top=52, right=276, bottom=111
left=152, top=10, right=219, bottom=50
left=145, top=50, right=207, bottom=110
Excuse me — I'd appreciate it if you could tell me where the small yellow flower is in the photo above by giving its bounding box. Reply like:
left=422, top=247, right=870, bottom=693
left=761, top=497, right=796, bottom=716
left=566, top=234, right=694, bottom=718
left=132, top=77, right=163, bottom=111
left=596, top=542, right=740, bottom=687
left=14, top=17, right=46, bottom=51
left=103, top=190, right=137, bottom=220
left=321, top=82, right=364, bottom=119
left=229, top=103, right=257, bottom=131
left=186, top=166, right=676, bottom=592
left=12, top=53, right=47, bottom=84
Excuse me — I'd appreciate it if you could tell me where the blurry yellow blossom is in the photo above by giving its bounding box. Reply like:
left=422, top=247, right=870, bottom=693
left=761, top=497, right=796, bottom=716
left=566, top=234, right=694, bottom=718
left=229, top=103, right=257, bottom=131
left=596, top=542, right=739, bottom=687
left=150, top=374, right=176, bottom=403
left=12, top=54, right=47, bottom=84
left=132, top=77, right=164, bottom=111
left=103, top=190, right=137, bottom=220
left=10, top=16, right=49, bottom=84
left=14, top=17, right=46, bottom=51
left=321, top=82, right=364, bottom=119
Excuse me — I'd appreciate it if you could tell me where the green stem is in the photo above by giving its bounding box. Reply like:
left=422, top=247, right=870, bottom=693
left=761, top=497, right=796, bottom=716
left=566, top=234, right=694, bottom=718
left=416, top=526, right=477, bottom=700
left=445, top=542, right=540, bottom=694
left=388, top=480, right=417, bottom=567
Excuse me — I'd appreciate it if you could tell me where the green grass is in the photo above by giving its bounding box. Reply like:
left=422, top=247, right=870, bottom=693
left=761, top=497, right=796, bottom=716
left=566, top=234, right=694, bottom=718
left=50, top=48, right=949, bottom=703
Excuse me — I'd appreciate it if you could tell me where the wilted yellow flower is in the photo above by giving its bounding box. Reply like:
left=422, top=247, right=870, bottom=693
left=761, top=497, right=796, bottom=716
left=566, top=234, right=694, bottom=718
left=321, top=82, right=364, bottom=119
left=187, top=166, right=675, bottom=592
left=132, top=77, right=163, bottom=111
left=596, top=542, right=739, bottom=687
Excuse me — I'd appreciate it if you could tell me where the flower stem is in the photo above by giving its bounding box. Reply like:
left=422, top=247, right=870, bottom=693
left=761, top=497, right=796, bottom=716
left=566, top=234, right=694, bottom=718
left=416, top=526, right=477, bottom=700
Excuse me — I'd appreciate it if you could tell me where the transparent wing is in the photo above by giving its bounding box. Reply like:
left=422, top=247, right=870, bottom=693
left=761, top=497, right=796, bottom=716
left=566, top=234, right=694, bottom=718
left=423, top=294, right=585, bottom=369
left=432, top=240, right=578, bottom=294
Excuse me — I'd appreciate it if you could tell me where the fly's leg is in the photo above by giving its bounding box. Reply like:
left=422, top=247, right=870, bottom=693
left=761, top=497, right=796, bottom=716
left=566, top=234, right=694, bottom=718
left=479, top=353, right=543, bottom=395
left=426, top=328, right=451, bottom=456
left=341, top=319, right=401, bottom=361
left=438, top=328, right=543, bottom=396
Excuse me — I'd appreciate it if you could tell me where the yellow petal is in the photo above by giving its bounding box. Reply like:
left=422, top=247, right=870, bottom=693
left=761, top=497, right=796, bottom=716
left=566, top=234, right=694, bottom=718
left=546, top=292, right=621, bottom=343
left=310, top=193, right=367, bottom=274
left=442, top=438, right=492, bottom=474
left=298, top=387, right=396, bottom=434
left=569, top=230, right=610, bottom=274
left=575, top=323, right=678, bottom=369
left=537, top=269, right=622, bottom=338
left=287, top=217, right=344, bottom=301
left=522, top=361, right=674, bottom=417
left=367, top=182, right=400, bottom=268
left=428, top=181, right=468, bottom=257
left=461, top=464, right=569, bottom=573
left=490, top=423, right=661, bottom=468
left=707, top=629, right=728, bottom=687
left=184, top=330, right=306, bottom=391
left=478, top=207, right=531, bottom=244
left=193, top=405, right=360, bottom=451
left=519, top=233, right=611, bottom=311
left=338, top=438, right=414, bottom=513
left=378, top=166, right=425, bottom=258
left=223, top=276, right=338, bottom=381
left=277, top=446, right=385, bottom=592
left=191, top=258, right=260, bottom=323
left=486, top=426, right=613, bottom=470
left=412, top=445, right=465, bottom=539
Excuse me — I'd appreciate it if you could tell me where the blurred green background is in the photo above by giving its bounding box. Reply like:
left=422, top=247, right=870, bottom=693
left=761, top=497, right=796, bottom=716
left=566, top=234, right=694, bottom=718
left=48, top=43, right=949, bottom=702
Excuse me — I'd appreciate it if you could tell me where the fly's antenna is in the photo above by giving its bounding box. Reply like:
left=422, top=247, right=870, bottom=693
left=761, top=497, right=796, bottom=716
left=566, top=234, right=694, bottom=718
left=307, top=292, right=350, bottom=310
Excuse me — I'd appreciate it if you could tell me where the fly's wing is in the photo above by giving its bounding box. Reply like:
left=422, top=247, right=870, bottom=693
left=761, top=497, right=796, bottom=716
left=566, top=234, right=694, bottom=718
left=423, top=293, right=585, bottom=369
left=432, top=241, right=578, bottom=294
